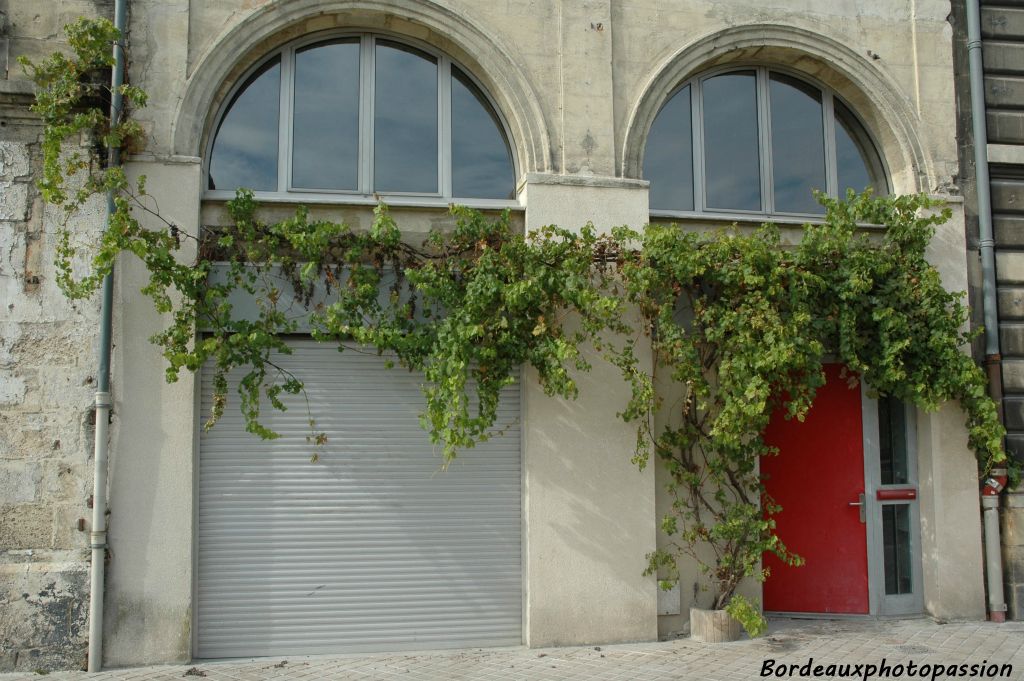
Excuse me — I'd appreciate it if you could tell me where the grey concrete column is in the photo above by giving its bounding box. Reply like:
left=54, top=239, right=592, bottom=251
left=555, top=0, right=616, bottom=176
left=104, top=158, right=202, bottom=665
left=521, top=173, right=658, bottom=646
left=917, top=403, right=987, bottom=620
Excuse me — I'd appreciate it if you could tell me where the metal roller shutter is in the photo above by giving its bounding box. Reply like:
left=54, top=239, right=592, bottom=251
left=196, top=340, right=522, bottom=658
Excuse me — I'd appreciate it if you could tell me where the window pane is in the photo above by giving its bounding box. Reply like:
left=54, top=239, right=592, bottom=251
left=702, top=72, right=761, bottom=211
left=292, top=41, right=360, bottom=190
left=883, top=504, right=913, bottom=595
left=209, top=57, right=281, bottom=191
left=878, top=396, right=909, bottom=485
left=770, top=74, right=826, bottom=214
left=451, top=67, right=515, bottom=200
left=835, top=99, right=886, bottom=197
left=374, top=41, right=438, bottom=193
left=645, top=86, right=693, bottom=211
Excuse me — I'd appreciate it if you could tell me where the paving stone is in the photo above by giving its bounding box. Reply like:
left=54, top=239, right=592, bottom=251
left=1, top=619, right=1022, bottom=681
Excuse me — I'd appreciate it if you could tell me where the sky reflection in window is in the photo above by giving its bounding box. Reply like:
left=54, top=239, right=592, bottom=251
left=374, top=41, right=438, bottom=193
left=645, top=86, right=693, bottom=212
left=208, top=57, right=280, bottom=191
left=452, top=67, right=515, bottom=200
left=703, top=72, right=761, bottom=212
left=770, top=73, right=826, bottom=214
left=292, top=41, right=360, bottom=191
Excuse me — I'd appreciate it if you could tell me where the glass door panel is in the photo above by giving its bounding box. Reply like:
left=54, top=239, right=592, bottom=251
left=863, top=392, right=924, bottom=616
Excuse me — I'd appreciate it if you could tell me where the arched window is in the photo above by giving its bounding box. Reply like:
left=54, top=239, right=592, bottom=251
left=644, top=66, right=887, bottom=217
left=206, top=34, right=517, bottom=203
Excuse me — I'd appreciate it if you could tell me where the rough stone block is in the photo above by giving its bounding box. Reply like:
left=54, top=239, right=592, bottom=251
left=10, top=322, right=94, bottom=368
left=1001, top=528, right=1024, bottom=622
left=1002, top=359, right=1024, bottom=391
left=305, top=15, right=336, bottom=31
left=0, top=222, right=25, bottom=282
left=0, top=462, right=39, bottom=504
left=989, top=109, right=1024, bottom=146
left=39, top=462, right=88, bottom=502
left=0, top=372, right=27, bottom=406
left=998, top=285, right=1024, bottom=320
left=1000, top=323, right=1024, bottom=355
left=1005, top=434, right=1024, bottom=464
left=0, top=560, right=88, bottom=672
left=1005, top=501, right=1024, bottom=548
left=994, top=216, right=1024, bottom=249
left=1010, top=583, right=1024, bottom=621
left=0, top=181, right=28, bottom=221
left=0, top=504, right=52, bottom=549
left=37, top=366, right=93, bottom=411
left=0, top=411, right=83, bottom=461
left=0, top=142, right=31, bottom=179
left=50, top=505, right=86, bottom=551
left=1003, top=540, right=1024, bottom=575
left=1003, top=397, right=1024, bottom=430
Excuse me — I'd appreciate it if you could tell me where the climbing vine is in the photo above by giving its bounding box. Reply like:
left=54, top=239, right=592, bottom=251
left=25, top=18, right=1014, bottom=635
left=608, top=193, right=1010, bottom=628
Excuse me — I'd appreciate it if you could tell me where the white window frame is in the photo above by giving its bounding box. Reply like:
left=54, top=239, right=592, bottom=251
left=647, top=65, right=891, bottom=222
left=861, top=390, right=924, bottom=617
left=203, top=31, right=521, bottom=210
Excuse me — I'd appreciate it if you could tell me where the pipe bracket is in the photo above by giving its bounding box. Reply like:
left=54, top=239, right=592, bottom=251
left=89, top=531, right=107, bottom=550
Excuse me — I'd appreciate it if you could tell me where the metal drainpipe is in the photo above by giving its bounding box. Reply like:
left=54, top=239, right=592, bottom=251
left=88, top=0, right=127, bottom=671
left=967, top=0, right=1008, bottom=624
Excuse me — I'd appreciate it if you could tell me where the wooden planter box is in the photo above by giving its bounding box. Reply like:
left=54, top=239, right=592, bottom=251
left=689, top=607, right=743, bottom=643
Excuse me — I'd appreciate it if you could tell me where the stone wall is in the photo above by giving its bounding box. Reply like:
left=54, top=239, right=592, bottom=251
left=0, top=0, right=110, bottom=671
left=961, top=0, right=1024, bottom=621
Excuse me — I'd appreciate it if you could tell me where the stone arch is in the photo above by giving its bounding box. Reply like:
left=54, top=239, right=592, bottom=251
left=622, top=24, right=932, bottom=195
left=172, top=0, right=552, bottom=179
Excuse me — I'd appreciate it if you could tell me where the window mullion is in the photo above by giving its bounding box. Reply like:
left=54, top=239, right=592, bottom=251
left=277, top=48, right=293, bottom=193
left=359, top=35, right=375, bottom=195
left=824, top=90, right=839, bottom=198
left=439, top=56, right=452, bottom=198
left=756, top=67, right=773, bottom=214
left=693, top=79, right=705, bottom=213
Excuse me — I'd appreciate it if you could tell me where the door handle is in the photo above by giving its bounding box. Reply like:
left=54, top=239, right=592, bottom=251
left=848, top=493, right=866, bottom=523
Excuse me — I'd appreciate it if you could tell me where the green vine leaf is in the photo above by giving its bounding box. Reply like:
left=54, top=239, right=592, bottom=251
left=27, top=17, right=1017, bottom=619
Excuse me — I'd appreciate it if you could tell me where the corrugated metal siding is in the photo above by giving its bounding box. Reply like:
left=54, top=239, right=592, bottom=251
left=197, top=340, right=522, bottom=658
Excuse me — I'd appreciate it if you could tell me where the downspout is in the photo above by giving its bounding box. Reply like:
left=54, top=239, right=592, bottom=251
left=966, top=0, right=1008, bottom=624
left=88, top=0, right=127, bottom=671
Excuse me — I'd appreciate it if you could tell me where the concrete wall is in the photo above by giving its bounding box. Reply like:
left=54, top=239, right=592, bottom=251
left=918, top=403, right=988, bottom=620
left=651, top=367, right=761, bottom=638
left=0, top=0, right=998, bottom=669
left=521, top=176, right=657, bottom=646
left=102, top=158, right=201, bottom=667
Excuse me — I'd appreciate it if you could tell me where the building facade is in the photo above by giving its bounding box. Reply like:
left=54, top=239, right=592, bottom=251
left=0, top=0, right=1003, bottom=671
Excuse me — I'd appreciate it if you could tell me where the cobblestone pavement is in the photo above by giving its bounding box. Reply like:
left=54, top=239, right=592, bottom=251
left=4, top=618, right=1023, bottom=680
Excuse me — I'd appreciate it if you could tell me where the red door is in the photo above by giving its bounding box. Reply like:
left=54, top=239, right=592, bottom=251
left=761, top=364, right=869, bottom=614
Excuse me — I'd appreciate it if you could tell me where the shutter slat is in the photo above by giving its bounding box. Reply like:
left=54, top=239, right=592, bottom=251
left=198, top=341, right=522, bottom=658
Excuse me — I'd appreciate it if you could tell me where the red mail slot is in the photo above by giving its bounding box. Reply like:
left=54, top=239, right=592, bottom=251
left=876, top=488, right=917, bottom=501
